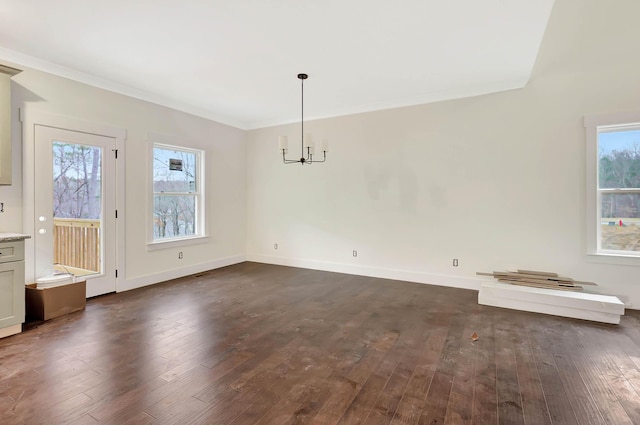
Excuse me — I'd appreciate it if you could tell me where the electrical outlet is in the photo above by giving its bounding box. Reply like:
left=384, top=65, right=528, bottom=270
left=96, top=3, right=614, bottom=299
left=178, top=251, right=183, bottom=259
left=353, top=250, right=358, bottom=257
left=274, top=243, right=278, bottom=249
left=453, top=258, right=459, bottom=267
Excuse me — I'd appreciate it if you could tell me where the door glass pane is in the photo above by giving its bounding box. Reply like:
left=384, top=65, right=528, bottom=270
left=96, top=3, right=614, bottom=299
left=52, top=142, right=103, bottom=277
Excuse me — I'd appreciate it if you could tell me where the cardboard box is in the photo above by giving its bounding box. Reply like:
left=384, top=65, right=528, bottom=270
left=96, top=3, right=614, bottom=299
left=25, top=280, right=86, bottom=321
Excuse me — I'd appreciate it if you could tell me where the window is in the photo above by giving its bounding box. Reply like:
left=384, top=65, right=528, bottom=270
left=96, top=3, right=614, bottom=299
left=151, top=143, right=205, bottom=243
left=585, top=113, right=640, bottom=261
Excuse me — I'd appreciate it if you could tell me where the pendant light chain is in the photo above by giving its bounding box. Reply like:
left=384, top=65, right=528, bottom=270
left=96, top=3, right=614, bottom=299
left=301, top=74, right=304, bottom=158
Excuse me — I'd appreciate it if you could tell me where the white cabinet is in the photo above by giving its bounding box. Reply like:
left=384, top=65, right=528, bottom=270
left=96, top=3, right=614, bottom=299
left=0, top=238, right=26, bottom=338
left=0, top=64, right=22, bottom=185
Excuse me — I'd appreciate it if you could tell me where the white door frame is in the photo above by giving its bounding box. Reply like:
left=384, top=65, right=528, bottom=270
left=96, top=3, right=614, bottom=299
left=22, top=108, right=126, bottom=294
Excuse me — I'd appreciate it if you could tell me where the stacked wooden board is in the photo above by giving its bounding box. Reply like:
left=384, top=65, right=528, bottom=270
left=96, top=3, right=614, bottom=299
left=476, top=269, right=624, bottom=324
left=476, top=269, right=596, bottom=292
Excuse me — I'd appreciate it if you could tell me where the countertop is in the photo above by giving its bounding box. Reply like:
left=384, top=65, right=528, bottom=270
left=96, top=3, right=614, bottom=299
left=0, top=233, right=31, bottom=242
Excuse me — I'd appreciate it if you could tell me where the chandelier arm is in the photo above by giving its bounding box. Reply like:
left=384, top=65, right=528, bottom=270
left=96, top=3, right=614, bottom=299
left=282, top=150, right=301, bottom=164
left=308, top=154, right=327, bottom=164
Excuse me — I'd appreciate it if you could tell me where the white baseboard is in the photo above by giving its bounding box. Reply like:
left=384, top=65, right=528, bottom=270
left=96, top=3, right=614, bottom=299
left=119, top=254, right=246, bottom=292
left=246, top=254, right=482, bottom=291
left=114, top=254, right=635, bottom=320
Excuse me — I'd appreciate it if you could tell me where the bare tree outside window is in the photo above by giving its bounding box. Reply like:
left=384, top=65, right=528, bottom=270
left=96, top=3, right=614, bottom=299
left=53, top=142, right=102, bottom=219
left=153, top=145, right=201, bottom=240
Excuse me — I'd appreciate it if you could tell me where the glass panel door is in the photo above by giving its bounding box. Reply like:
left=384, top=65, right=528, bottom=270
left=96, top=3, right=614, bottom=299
left=34, top=125, right=116, bottom=297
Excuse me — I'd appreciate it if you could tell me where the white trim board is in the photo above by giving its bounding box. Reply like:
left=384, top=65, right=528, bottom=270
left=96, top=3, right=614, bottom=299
left=478, top=281, right=625, bottom=324
left=119, top=254, right=245, bottom=293
left=246, top=254, right=482, bottom=291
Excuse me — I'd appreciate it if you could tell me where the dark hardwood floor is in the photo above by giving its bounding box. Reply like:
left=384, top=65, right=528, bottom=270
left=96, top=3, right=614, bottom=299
left=1, top=262, right=640, bottom=424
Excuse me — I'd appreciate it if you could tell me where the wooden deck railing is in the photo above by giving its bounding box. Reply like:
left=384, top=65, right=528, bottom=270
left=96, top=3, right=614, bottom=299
left=54, top=218, right=101, bottom=273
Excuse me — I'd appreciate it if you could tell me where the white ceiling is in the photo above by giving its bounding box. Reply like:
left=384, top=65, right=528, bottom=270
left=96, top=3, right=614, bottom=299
left=0, top=0, right=555, bottom=130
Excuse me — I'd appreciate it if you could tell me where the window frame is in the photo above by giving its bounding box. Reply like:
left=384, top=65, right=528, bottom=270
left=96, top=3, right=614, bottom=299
left=585, top=112, right=640, bottom=265
left=147, top=137, right=207, bottom=250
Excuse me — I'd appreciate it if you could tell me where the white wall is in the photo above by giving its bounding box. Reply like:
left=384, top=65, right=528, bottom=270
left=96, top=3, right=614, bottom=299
left=0, top=67, right=246, bottom=290
left=246, top=0, right=640, bottom=308
left=2, top=0, right=639, bottom=308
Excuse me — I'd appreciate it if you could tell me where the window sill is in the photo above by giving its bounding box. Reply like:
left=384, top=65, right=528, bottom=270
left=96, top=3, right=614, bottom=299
left=147, top=235, right=209, bottom=251
left=586, top=252, right=640, bottom=266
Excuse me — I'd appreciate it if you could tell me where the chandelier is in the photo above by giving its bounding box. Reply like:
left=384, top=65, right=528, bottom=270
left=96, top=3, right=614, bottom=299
left=279, top=73, right=327, bottom=164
